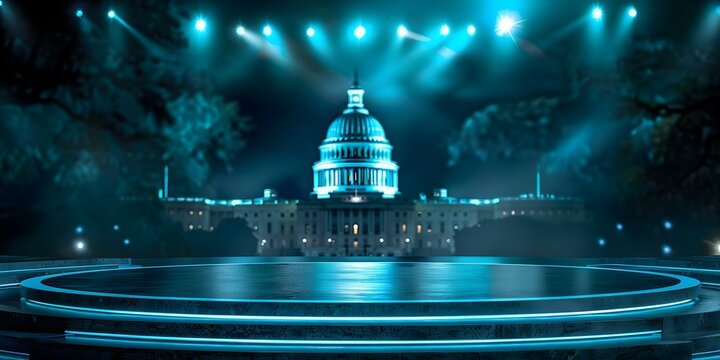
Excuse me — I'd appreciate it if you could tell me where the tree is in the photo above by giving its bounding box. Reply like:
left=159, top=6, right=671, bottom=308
left=0, top=0, right=251, bottom=198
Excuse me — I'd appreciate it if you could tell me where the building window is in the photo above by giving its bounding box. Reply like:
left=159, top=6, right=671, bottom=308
left=344, top=224, right=350, bottom=234
left=353, top=224, right=359, bottom=235
left=416, top=224, right=422, bottom=234
left=305, top=224, right=310, bottom=234
left=427, top=224, right=432, bottom=233
left=401, top=224, right=407, bottom=234
left=267, top=222, right=272, bottom=234
left=281, top=224, right=285, bottom=234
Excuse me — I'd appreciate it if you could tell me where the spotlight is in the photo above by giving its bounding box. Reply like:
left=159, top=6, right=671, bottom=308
left=440, top=24, right=450, bottom=36
left=592, top=6, right=603, bottom=20
left=598, top=238, right=606, bottom=247
left=123, top=239, right=130, bottom=246
left=75, top=241, right=85, bottom=250
left=306, top=27, right=315, bottom=37
left=353, top=25, right=366, bottom=39
left=628, top=6, right=637, bottom=18
left=397, top=25, right=408, bottom=38
left=113, top=224, right=120, bottom=231
left=466, top=24, right=476, bottom=36
left=263, top=25, right=272, bottom=36
left=496, top=15, right=521, bottom=37
left=194, top=18, right=207, bottom=32
left=107, top=10, right=116, bottom=19
left=75, top=225, right=84, bottom=234
left=75, top=9, right=83, bottom=18
left=616, top=223, right=623, bottom=231
left=235, top=25, right=245, bottom=36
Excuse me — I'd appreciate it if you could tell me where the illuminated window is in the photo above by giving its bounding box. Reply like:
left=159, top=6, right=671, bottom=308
left=401, top=224, right=407, bottom=233
left=353, top=240, right=359, bottom=248
left=511, top=210, right=516, bottom=215
left=353, top=224, right=359, bottom=235
left=427, top=224, right=432, bottom=233
left=344, top=224, right=350, bottom=234
left=416, top=224, right=422, bottom=234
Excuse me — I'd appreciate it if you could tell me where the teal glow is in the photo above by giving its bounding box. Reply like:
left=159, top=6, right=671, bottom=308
left=263, top=25, right=272, bottom=36
left=75, top=9, right=83, bottom=18
left=107, top=10, right=115, bottom=19
left=194, top=18, right=207, bottom=32
left=65, top=329, right=662, bottom=347
left=75, top=225, right=83, bottom=234
left=353, top=25, right=366, bottom=39
left=235, top=25, right=245, bottom=36
left=592, top=6, right=603, bottom=20
left=397, top=25, right=408, bottom=38
left=466, top=24, right=476, bottom=36
left=663, top=220, right=673, bottom=230
left=440, top=24, right=450, bottom=36
left=628, top=7, right=637, bottom=18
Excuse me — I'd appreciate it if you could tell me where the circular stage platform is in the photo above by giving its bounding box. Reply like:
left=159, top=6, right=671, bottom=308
left=21, top=262, right=699, bottom=319
left=3, top=258, right=719, bottom=358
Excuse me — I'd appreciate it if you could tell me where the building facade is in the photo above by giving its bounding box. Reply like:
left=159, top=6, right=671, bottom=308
left=163, top=80, right=585, bottom=256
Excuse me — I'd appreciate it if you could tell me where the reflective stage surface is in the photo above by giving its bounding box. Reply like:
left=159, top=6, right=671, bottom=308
left=39, top=262, right=680, bottom=301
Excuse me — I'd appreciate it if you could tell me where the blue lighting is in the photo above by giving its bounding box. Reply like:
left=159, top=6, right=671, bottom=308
left=440, top=24, right=450, bottom=36
left=598, top=238, right=606, bottom=247
left=663, top=220, right=673, bottom=230
left=75, top=9, right=84, bottom=18
left=306, top=27, right=316, bottom=37
left=75, top=226, right=84, bottom=234
left=628, top=6, right=637, bottom=18
left=64, top=329, right=662, bottom=347
left=235, top=26, right=245, bottom=36
left=194, top=18, right=207, bottom=32
left=495, top=15, right=520, bottom=37
left=107, top=10, right=115, bottom=19
left=0, top=1, right=3, bottom=7
left=592, top=6, right=603, bottom=20
left=263, top=25, right=272, bottom=37
left=397, top=25, right=408, bottom=38
left=716, top=5, right=720, bottom=15
left=616, top=223, right=623, bottom=231
left=466, top=24, right=476, bottom=36
left=353, top=25, right=366, bottom=39
left=113, top=224, right=120, bottom=231
left=662, top=245, right=672, bottom=255
left=123, top=239, right=130, bottom=246
left=75, top=241, right=85, bottom=250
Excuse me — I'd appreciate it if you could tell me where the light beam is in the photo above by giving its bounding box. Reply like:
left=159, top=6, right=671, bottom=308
left=353, top=25, right=366, bottom=39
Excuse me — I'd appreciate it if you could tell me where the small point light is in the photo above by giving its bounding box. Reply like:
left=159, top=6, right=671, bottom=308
left=716, top=243, right=720, bottom=254
left=194, top=18, right=207, bottom=32
left=123, top=239, right=130, bottom=246
left=353, top=25, right=366, bottom=39
left=306, top=27, right=315, bottom=37
left=302, top=238, right=307, bottom=243
left=662, top=244, right=672, bottom=256
left=263, top=25, right=272, bottom=36
left=379, top=238, right=384, bottom=243
left=628, top=6, right=637, bottom=18
left=107, top=10, right=116, bottom=19
left=328, top=238, right=333, bottom=243
left=592, top=6, right=603, bottom=20
left=466, top=24, right=476, bottom=36
left=113, top=224, right=120, bottom=231
left=663, top=220, right=673, bottom=230
left=440, top=24, right=450, bottom=36
left=598, top=238, right=606, bottom=247
left=616, top=223, right=623, bottom=231
left=75, top=9, right=83, bottom=18
left=75, top=241, right=85, bottom=250
left=235, top=26, right=245, bottom=36
left=75, top=225, right=84, bottom=234
left=397, top=25, right=408, bottom=38
left=405, top=238, right=410, bottom=243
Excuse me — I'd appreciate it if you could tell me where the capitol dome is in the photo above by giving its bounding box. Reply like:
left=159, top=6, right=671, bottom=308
left=312, top=77, right=400, bottom=199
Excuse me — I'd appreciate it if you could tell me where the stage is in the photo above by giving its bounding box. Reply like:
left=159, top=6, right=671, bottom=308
left=2, top=257, right=720, bottom=358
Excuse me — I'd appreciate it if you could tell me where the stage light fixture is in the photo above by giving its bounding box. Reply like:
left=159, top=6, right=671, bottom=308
left=306, top=27, right=316, bottom=37
left=598, top=238, right=606, bottom=247
left=663, top=220, right=673, bottom=230
left=440, top=24, right=450, bottom=36
left=662, top=244, right=672, bottom=255
left=592, top=6, right=603, bottom=20
left=107, top=10, right=116, bottom=18
left=123, top=239, right=130, bottom=246
left=263, top=25, right=272, bottom=36
left=495, top=15, right=518, bottom=36
left=75, top=241, right=85, bottom=250
left=397, top=25, right=408, bottom=38
left=353, top=25, right=366, bottom=39
left=194, top=18, right=207, bottom=32
left=75, top=9, right=83, bottom=18
left=466, top=24, right=476, bottom=36
left=628, top=6, right=637, bottom=18
left=235, top=25, right=245, bottom=36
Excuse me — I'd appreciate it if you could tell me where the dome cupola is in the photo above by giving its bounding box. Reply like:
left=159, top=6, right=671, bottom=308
left=312, top=74, right=400, bottom=200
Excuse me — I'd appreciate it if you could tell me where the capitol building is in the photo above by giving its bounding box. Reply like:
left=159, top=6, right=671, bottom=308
left=163, top=79, right=585, bottom=256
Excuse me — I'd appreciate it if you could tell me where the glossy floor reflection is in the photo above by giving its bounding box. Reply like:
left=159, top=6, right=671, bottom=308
left=41, top=262, right=679, bottom=301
